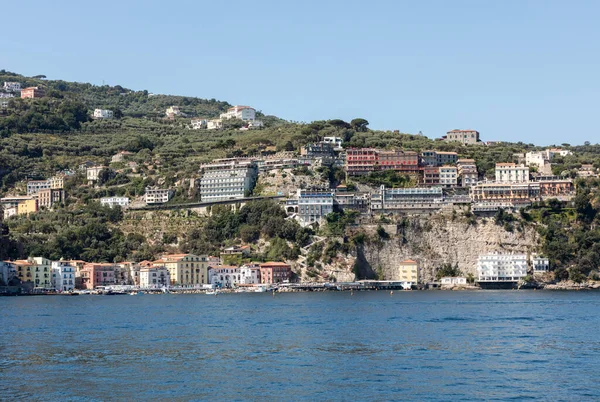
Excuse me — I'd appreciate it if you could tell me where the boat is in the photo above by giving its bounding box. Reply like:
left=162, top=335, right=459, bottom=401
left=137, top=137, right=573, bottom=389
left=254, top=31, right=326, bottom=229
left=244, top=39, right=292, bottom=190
left=129, top=291, right=144, bottom=296
left=206, top=290, right=218, bottom=295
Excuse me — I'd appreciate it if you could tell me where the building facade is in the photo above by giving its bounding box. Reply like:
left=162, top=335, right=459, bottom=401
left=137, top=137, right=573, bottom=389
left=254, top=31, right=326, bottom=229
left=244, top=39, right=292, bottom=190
left=51, top=261, right=76, bottom=292
left=93, top=109, right=114, bottom=119
left=37, top=188, right=65, bottom=209
left=444, top=129, right=479, bottom=144
left=297, top=189, right=334, bottom=226
left=477, top=253, right=528, bottom=283
left=27, top=180, right=50, bottom=195
left=220, top=105, right=256, bottom=121
left=397, top=259, right=419, bottom=283
left=139, top=267, right=170, bottom=288
left=371, top=186, right=444, bottom=211
left=21, top=87, right=46, bottom=99
left=240, top=264, right=261, bottom=284
left=199, top=159, right=258, bottom=202
left=145, top=187, right=174, bottom=204
left=153, top=254, right=209, bottom=286
left=439, top=166, right=458, bottom=187
left=209, top=265, right=241, bottom=288
left=259, top=262, right=292, bottom=284
left=100, top=197, right=130, bottom=208
left=3, top=82, right=21, bottom=92
left=80, top=263, right=117, bottom=289
left=495, top=163, right=530, bottom=183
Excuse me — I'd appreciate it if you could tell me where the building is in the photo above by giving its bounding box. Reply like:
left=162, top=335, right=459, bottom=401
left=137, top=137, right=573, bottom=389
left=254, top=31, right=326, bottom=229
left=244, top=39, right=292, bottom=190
left=145, top=187, right=174, bottom=204
left=220, top=105, right=256, bottom=121
left=440, top=277, right=467, bottom=286
left=397, top=259, right=419, bottom=283
left=49, top=175, right=65, bottom=189
left=470, top=182, right=539, bottom=206
left=423, top=166, right=440, bottom=186
left=93, top=109, right=114, bottom=119
left=301, top=142, right=335, bottom=159
left=111, top=151, right=133, bottom=163
left=371, top=186, right=445, bottom=211
left=191, top=119, right=207, bottom=130
left=51, top=261, right=76, bottom=292
left=346, top=148, right=378, bottom=175
left=13, top=260, right=34, bottom=285
left=537, top=179, right=575, bottom=200
left=20, top=87, right=46, bottom=99
left=139, top=266, right=170, bottom=288
left=333, top=191, right=370, bottom=212
left=240, top=120, right=264, bottom=130
left=323, top=136, right=343, bottom=149
left=435, top=152, right=458, bottom=166
left=259, top=262, right=292, bottom=284
left=495, top=163, right=529, bottom=183
left=524, top=151, right=552, bottom=175
left=199, top=159, right=258, bottom=202
left=100, top=196, right=130, bottom=208
left=153, top=254, right=209, bottom=286
left=240, top=264, right=261, bottom=284
left=457, top=159, right=478, bottom=187
left=444, top=129, right=480, bottom=145
left=477, top=252, right=528, bottom=283
left=345, top=148, right=419, bottom=176
left=3, top=206, right=17, bottom=220
left=545, top=148, right=572, bottom=159
left=578, top=164, right=597, bottom=178
left=209, top=265, right=241, bottom=288
left=80, top=263, right=117, bottom=290
left=0, top=261, right=17, bottom=286
left=86, top=166, right=109, bottom=184
left=37, top=188, right=65, bottom=209
left=27, top=180, right=50, bottom=195
left=17, top=199, right=38, bottom=216
left=532, top=255, right=549, bottom=272
left=439, top=166, right=458, bottom=187
left=297, top=189, right=334, bottom=226
left=3, top=82, right=21, bottom=92
left=206, top=119, right=223, bottom=130
left=165, top=106, right=181, bottom=118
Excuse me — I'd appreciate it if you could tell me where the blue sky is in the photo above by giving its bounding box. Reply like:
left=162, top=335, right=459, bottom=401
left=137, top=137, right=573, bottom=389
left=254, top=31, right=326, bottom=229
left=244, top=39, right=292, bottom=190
left=1, top=0, right=598, bottom=145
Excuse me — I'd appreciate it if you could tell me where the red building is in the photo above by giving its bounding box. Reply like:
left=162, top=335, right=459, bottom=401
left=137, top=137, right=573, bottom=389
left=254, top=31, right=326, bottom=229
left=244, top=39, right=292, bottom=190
left=346, top=148, right=420, bottom=176
left=259, top=262, right=292, bottom=284
left=80, top=263, right=116, bottom=289
left=423, top=166, right=440, bottom=186
left=20, top=87, right=46, bottom=99
left=346, top=148, right=378, bottom=175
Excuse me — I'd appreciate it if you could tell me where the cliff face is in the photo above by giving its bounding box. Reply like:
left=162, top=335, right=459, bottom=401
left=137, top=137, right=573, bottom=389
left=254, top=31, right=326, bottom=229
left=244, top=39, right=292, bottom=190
left=356, top=216, right=539, bottom=283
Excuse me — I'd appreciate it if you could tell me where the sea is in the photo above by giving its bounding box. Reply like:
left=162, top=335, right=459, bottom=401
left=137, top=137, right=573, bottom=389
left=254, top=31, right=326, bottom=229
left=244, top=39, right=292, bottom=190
left=1, top=290, right=599, bottom=401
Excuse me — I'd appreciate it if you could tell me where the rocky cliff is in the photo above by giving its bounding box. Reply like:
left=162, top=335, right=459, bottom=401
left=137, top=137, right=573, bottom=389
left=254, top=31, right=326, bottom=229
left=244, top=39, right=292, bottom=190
left=354, top=215, right=539, bottom=283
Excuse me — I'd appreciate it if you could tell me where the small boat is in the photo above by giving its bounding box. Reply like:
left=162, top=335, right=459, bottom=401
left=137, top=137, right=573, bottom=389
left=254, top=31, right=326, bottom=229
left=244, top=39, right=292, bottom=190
left=129, top=291, right=144, bottom=296
left=206, top=290, right=218, bottom=295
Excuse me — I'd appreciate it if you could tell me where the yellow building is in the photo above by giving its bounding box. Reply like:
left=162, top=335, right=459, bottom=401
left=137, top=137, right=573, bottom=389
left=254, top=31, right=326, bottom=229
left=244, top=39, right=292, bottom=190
left=17, top=199, right=38, bottom=215
left=153, top=254, right=209, bottom=286
left=13, top=257, right=53, bottom=288
left=398, top=259, right=419, bottom=283
left=13, top=260, right=33, bottom=283
left=49, top=175, right=65, bottom=189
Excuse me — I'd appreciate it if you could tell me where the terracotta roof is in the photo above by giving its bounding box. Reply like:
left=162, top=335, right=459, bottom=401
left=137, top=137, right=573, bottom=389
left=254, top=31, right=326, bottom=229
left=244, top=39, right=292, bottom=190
left=400, top=259, right=418, bottom=264
left=259, top=262, right=291, bottom=267
left=496, top=163, right=517, bottom=167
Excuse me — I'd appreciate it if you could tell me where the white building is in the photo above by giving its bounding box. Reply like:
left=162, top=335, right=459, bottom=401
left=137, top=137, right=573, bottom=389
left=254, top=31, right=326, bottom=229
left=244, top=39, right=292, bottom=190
left=323, top=136, right=343, bottom=149
left=3, top=82, right=21, bottom=92
left=495, top=163, right=529, bottom=183
left=546, top=148, right=572, bottom=159
left=457, top=159, right=478, bottom=187
left=240, top=120, right=264, bottom=130
left=87, top=166, right=107, bottom=183
left=207, top=119, right=223, bottom=130
left=525, top=152, right=552, bottom=175
left=165, top=106, right=181, bottom=118
left=297, top=189, right=334, bottom=226
left=100, top=197, right=130, bottom=208
left=477, top=252, right=528, bottom=283
left=191, top=119, right=207, bottom=130
left=209, top=265, right=241, bottom=288
left=93, top=109, right=114, bottom=119
left=27, top=180, right=50, bottom=196
left=440, top=277, right=467, bottom=286
left=439, top=166, right=458, bottom=187
left=532, top=255, right=550, bottom=272
left=145, top=187, right=174, bottom=204
left=199, top=159, right=258, bottom=202
left=0, top=93, right=14, bottom=99
left=51, top=261, right=76, bottom=292
left=240, top=264, right=261, bottom=284
left=220, top=105, right=256, bottom=121
left=3, top=206, right=17, bottom=220
left=139, top=267, right=170, bottom=289
left=0, top=261, right=17, bottom=285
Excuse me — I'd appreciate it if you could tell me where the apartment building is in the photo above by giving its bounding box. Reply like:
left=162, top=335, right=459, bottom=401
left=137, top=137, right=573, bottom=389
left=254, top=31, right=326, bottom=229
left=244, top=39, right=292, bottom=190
left=199, top=159, right=258, bottom=202
left=439, top=166, right=458, bottom=187
left=259, top=262, right=292, bottom=284
left=93, top=109, right=114, bottom=119
left=49, top=175, right=65, bottom=189
left=297, top=189, right=334, bottom=226
left=145, top=187, right=174, bottom=204
left=397, top=259, right=419, bottom=283
left=301, top=142, right=335, bottom=158
left=423, top=166, right=440, bottom=186
left=191, top=119, right=207, bottom=130
left=100, top=197, right=130, bottom=208
left=21, top=87, right=46, bottom=99
left=27, top=180, right=50, bottom=195
left=323, top=136, right=343, bottom=149
left=3, top=82, right=21, bottom=92
left=477, top=252, right=528, bottom=283
left=80, top=263, right=117, bottom=290
left=51, top=261, right=76, bottom=292
left=371, top=186, right=444, bottom=211
left=377, top=150, right=420, bottom=173
left=444, top=129, right=480, bottom=145
left=0, top=261, right=17, bottom=286
left=457, top=159, right=478, bottom=187
left=86, top=166, right=109, bottom=184
left=536, top=179, right=575, bottom=200
left=139, top=267, right=170, bottom=288
left=165, top=106, right=181, bottom=118
left=220, top=105, right=256, bottom=121
left=17, top=199, right=38, bottom=216
left=470, top=182, right=540, bottom=205
left=37, top=188, right=65, bottom=209
left=206, top=119, right=223, bottom=130
left=240, top=264, right=261, bottom=285
left=346, top=148, right=378, bottom=175
left=152, top=254, right=209, bottom=286
left=209, top=265, right=241, bottom=288
left=495, top=163, right=529, bottom=183
left=532, top=255, right=550, bottom=272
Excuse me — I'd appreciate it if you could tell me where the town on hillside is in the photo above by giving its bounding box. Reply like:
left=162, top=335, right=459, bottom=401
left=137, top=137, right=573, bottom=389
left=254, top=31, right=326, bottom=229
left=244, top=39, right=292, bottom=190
left=1, top=75, right=599, bottom=294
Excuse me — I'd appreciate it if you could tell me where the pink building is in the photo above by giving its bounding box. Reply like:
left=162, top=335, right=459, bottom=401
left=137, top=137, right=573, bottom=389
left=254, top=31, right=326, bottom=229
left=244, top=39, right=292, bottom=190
left=80, top=263, right=116, bottom=289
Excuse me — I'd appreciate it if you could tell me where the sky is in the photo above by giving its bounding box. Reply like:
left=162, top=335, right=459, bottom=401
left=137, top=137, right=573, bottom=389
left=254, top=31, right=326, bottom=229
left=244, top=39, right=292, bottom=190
left=1, top=0, right=599, bottom=145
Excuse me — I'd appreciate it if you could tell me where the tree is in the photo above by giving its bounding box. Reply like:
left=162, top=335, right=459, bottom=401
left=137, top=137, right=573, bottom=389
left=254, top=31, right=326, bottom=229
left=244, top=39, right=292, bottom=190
left=328, top=119, right=351, bottom=129
left=350, top=118, right=369, bottom=132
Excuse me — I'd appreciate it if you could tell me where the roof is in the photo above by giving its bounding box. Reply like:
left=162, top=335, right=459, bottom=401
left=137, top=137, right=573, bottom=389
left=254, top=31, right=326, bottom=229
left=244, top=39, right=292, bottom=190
left=436, top=151, right=458, bottom=155
left=14, top=260, right=32, bottom=266
left=496, top=163, right=517, bottom=167
left=158, top=254, right=189, bottom=261
left=399, top=259, right=418, bottom=264
left=259, top=261, right=291, bottom=267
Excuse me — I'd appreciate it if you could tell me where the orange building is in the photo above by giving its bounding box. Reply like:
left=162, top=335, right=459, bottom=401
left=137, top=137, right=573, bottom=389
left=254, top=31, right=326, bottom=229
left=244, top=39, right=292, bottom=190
left=259, top=262, right=292, bottom=284
left=20, top=87, right=46, bottom=99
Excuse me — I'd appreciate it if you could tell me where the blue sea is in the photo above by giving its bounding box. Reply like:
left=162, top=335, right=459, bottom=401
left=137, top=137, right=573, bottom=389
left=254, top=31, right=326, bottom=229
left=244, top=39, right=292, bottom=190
left=1, top=291, right=599, bottom=401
